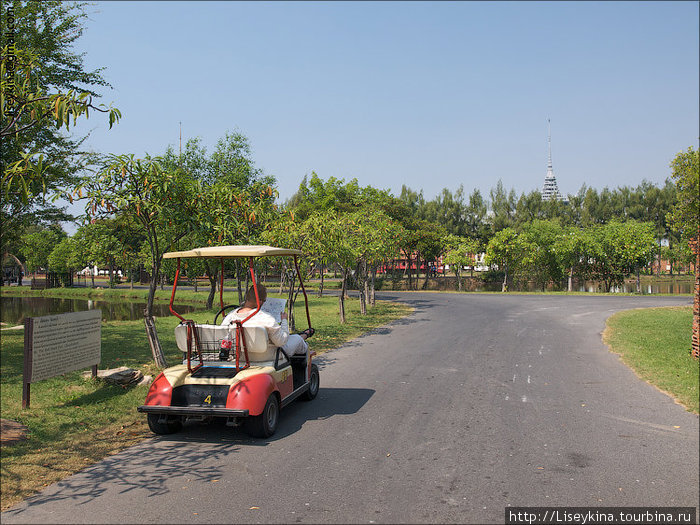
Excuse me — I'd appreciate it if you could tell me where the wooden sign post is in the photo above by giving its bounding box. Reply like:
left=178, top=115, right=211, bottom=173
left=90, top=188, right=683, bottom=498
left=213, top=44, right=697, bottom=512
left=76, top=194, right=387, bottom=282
left=23, top=310, right=102, bottom=409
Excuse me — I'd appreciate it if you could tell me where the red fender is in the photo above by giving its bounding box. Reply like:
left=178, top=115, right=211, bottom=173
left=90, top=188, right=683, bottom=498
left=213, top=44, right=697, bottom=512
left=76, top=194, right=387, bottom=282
left=144, top=373, right=173, bottom=406
left=226, top=374, right=277, bottom=416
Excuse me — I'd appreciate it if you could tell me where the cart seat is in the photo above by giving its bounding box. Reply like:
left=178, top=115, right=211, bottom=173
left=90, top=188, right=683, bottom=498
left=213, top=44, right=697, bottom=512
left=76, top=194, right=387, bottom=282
left=174, top=323, right=276, bottom=362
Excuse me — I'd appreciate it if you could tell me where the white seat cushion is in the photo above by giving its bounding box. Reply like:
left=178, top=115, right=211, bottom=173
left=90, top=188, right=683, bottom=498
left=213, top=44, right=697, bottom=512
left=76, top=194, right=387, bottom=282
left=174, top=323, right=275, bottom=362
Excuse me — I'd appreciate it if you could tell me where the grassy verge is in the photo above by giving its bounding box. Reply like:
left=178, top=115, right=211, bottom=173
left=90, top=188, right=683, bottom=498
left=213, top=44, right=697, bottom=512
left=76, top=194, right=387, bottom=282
left=0, top=293, right=411, bottom=510
left=604, top=306, right=699, bottom=414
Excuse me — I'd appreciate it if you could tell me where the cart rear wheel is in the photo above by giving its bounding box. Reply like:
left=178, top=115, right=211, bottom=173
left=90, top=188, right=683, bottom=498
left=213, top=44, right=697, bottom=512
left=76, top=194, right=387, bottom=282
left=302, top=364, right=319, bottom=401
left=244, top=393, right=279, bottom=438
left=147, top=414, right=182, bottom=435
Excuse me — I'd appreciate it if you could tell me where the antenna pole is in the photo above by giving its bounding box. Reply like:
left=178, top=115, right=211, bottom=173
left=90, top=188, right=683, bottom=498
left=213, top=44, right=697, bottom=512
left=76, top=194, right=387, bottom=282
left=547, top=118, right=552, bottom=170
left=179, top=121, right=182, bottom=168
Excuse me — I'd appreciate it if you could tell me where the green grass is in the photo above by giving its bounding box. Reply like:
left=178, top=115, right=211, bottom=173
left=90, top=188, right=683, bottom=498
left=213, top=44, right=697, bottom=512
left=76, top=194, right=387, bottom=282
left=0, top=291, right=411, bottom=510
left=604, top=306, right=699, bottom=414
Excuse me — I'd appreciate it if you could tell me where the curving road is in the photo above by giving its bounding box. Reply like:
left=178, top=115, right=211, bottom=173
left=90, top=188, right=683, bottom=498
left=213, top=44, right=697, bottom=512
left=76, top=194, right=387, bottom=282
left=3, top=293, right=698, bottom=524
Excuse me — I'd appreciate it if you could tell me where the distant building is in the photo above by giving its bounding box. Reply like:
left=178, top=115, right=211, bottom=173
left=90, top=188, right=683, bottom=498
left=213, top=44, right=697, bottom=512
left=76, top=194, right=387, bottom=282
left=541, top=119, right=567, bottom=203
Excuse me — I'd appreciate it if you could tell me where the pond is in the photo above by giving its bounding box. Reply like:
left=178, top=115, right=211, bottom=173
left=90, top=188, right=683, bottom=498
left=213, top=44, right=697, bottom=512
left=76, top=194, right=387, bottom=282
left=0, top=296, right=198, bottom=325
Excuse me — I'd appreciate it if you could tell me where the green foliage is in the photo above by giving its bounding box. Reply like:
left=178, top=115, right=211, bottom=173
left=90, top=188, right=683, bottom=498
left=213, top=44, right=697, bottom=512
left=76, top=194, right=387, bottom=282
left=1, top=1, right=119, bottom=269
left=79, top=154, right=202, bottom=312
left=489, top=179, right=517, bottom=233
left=518, top=220, right=564, bottom=290
left=485, top=227, right=520, bottom=290
left=443, top=235, right=480, bottom=290
left=1, top=42, right=120, bottom=202
left=47, top=236, right=77, bottom=272
left=20, top=226, right=66, bottom=272
left=554, top=226, right=597, bottom=288
left=667, top=147, right=699, bottom=242
left=589, top=220, right=656, bottom=291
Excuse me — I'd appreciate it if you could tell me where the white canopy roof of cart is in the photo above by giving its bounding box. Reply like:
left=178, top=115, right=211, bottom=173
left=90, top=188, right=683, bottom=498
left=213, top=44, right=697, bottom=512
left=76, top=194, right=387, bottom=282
left=163, top=245, right=303, bottom=259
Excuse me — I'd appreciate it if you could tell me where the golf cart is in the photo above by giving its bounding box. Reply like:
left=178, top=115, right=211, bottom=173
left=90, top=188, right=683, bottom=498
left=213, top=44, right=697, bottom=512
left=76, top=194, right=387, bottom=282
left=137, top=245, right=319, bottom=438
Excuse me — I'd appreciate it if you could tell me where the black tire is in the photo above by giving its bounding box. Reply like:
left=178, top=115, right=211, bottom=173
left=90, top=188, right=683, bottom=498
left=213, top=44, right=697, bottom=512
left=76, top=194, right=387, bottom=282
left=244, top=394, right=279, bottom=438
left=147, top=413, right=182, bottom=435
left=302, top=364, right=319, bottom=401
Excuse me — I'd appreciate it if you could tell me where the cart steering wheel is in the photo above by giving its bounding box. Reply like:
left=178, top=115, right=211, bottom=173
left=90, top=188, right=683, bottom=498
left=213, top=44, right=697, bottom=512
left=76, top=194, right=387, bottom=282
left=214, top=304, right=239, bottom=325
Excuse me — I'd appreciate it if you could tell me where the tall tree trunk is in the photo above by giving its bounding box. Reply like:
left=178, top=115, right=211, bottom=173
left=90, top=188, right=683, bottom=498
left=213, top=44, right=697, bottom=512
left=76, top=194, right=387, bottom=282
left=204, top=261, right=218, bottom=310
left=502, top=264, right=508, bottom=293
left=287, top=270, right=296, bottom=332
left=144, top=255, right=168, bottom=367
left=568, top=267, right=573, bottom=292
left=279, top=262, right=286, bottom=295
left=130, top=269, right=134, bottom=290
left=370, top=265, right=376, bottom=306
left=144, top=314, right=167, bottom=368
left=359, top=260, right=368, bottom=314
left=415, top=254, right=422, bottom=291
left=318, top=262, right=325, bottom=297
left=405, top=252, right=413, bottom=290
left=422, top=260, right=431, bottom=290
left=339, top=268, right=347, bottom=324
left=236, top=260, right=244, bottom=305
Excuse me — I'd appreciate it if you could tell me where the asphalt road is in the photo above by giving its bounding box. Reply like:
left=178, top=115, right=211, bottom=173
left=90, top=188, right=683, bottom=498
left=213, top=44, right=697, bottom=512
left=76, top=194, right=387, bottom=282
left=3, top=293, right=698, bottom=524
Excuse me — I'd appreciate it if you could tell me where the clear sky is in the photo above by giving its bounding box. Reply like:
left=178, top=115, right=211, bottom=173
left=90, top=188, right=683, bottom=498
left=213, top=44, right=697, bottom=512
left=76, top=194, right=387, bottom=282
left=67, top=0, right=698, bottom=214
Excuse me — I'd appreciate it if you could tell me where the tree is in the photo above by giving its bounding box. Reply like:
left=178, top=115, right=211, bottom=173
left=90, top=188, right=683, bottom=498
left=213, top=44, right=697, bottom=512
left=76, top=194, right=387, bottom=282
left=554, top=226, right=595, bottom=292
left=421, top=186, right=468, bottom=237
left=443, top=235, right=479, bottom=291
left=286, top=172, right=364, bottom=220
left=47, top=236, right=76, bottom=273
left=518, top=220, right=564, bottom=291
left=464, top=188, right=489, bottom=245
left=80, top=155, right=201, bottom=366
left=489, top=179, right=517, bottom=233
left=1, top=1, right=119, bottom=273
left=345, top=209, right=402, bottom=313
left=80, top=218, right=123, bottom=287
left=161, top=132, right=278, bottom=307
left=485, top=227, right=520, bottom=292
left=20, top=226, right=66, bottom=273
left=666, top=146, right=699, bottom=358
left=588, top=220, right=656, bottom=292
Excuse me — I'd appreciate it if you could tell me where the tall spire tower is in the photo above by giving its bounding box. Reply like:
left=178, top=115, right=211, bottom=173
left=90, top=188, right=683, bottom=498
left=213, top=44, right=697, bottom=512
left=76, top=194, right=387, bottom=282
left=541, top=119, right=563, bottom=201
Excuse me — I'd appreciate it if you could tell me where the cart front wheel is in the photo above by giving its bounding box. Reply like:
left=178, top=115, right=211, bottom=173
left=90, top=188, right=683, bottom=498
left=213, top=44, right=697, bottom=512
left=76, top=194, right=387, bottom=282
left=302, top=364, right=319, bottom=401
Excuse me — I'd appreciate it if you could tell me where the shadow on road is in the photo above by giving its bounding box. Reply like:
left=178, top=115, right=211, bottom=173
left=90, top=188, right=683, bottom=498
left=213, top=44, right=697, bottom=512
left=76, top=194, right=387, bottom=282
left=2, top=439, right=236, bottom=513
left=4, top=387, right=374, bottom=515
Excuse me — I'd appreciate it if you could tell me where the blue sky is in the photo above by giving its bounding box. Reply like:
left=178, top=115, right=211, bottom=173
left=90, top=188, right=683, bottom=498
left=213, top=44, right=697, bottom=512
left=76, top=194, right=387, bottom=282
left=69, top=1, right=698, bottom=213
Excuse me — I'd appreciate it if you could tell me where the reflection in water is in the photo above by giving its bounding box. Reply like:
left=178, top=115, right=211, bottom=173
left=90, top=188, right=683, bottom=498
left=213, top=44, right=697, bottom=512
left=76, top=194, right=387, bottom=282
left=0, top=296, right=197, bottom=324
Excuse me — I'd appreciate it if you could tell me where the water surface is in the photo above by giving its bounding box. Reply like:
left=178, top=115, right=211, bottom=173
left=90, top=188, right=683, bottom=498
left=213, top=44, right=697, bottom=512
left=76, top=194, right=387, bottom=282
left=0, top=296, right=198, bottom=325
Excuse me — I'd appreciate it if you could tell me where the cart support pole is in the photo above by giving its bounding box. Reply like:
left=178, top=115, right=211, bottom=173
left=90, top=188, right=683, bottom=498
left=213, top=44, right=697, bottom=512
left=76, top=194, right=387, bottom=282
left=220, top=258, right=225, bottom=311
left=169, top=258, right=185, bottom=321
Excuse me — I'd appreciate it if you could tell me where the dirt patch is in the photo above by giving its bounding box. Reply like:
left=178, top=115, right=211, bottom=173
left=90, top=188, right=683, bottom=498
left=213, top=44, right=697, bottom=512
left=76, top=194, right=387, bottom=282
left=0, top=419, right=30, bottom=446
